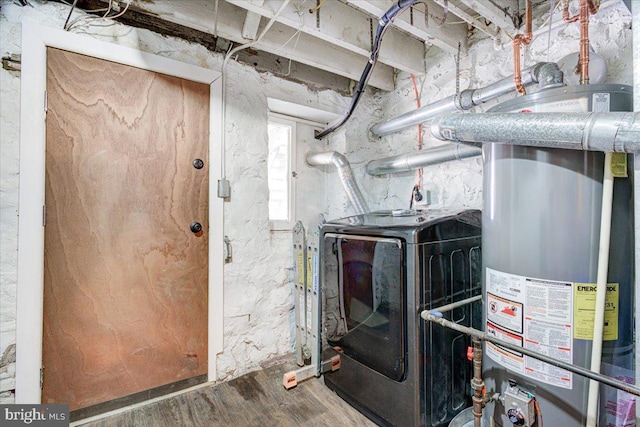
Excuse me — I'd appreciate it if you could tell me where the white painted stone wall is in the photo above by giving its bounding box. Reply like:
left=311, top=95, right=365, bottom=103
left=0, top=0, right=634, bottom=406
left=0, top=0, right=351, bottom=403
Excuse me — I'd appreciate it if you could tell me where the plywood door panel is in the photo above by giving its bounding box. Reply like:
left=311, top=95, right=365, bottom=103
left=42, top=47, right=210, bottom=411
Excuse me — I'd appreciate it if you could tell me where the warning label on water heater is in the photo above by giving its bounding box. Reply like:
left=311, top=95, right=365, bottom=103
left=485, top=268, right=574, bottom=389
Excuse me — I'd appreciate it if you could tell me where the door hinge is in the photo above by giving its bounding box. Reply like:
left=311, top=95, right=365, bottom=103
left=40, top=367, right=44, bottom=390
left=44, top=91, right=48, bottom=114
left=217, top=179, right=231, bottom=199
left=42, top=205, right=46, bottom=227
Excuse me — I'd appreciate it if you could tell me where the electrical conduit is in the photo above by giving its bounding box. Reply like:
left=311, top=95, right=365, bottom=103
left=219, top=0, right=291, bottom=186
left=315, top=0, right=419, bottom=140
left=305, top=152, right=369, bottom=215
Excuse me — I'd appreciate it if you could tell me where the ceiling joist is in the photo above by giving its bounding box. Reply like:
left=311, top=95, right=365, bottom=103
left=82, top=0, right=536, bottom=92
left=457, top=0, right=519, bottom=31
left=226, top=0, right=426, bottom=75
left=241, top=11, right=263, bottom=40
left=431, top=0, right=499, bottom=38
left=129, top=0, right=395, bottom=90
left=345, top=0, right=468, bottom=55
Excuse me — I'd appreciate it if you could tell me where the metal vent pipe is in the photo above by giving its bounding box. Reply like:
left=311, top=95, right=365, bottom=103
left=366, top=143, right=481, bottom=175
left=305, top=151, right=369, bottom=215
left=370, top=62, right=563, bottom=137
left=431, top=111, right=640, bottom=152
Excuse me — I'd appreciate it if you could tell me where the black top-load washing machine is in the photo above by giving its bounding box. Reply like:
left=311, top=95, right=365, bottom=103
left=321, top=209, right=482, bottom=427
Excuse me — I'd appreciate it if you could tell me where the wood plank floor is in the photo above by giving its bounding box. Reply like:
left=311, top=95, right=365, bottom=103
left=76, top=362, right=377, bottom=427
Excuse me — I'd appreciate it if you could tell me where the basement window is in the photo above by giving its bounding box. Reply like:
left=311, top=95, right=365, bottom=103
left=268, top=115, right=296, bottom=230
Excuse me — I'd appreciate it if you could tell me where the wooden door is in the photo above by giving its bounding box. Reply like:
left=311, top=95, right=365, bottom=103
left=42, top=47, right=210, bottom=412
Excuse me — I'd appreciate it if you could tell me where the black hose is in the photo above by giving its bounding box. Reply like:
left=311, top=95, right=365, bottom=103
left=315, top=0, right=419, bottom=140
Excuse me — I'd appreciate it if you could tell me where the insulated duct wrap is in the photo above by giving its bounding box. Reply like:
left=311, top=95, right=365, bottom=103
left=305, top=151, right=369, bottom=215
left=431, top=112, right=640, bottom=153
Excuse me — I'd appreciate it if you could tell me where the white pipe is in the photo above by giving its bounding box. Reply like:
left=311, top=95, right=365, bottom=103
left=220, top=0, right=291, bottom=179
left=632, top=1, right=640, bottom=420
left=586, top=152, right=615, bottom=427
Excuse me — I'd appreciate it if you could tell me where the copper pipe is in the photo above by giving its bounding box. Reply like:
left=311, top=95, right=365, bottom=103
left=579, top=0, right=590, bottom=84
left=471, top=337, right=484, bottom=427
left=563, top=0, right=580, bottom=22
left=563, top=0, right=600, bottom=85
left=579, top=0, right=600, bottom=84
left=513, top=0, right=533, bottom=95
left=513, top=42, right=524, bottom=94
left=564, top=0, right=598, bottom=21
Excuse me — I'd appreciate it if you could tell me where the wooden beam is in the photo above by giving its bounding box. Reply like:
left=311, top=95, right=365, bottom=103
left=431, top=0, right=499, bottom=38
left=457, top=0, right=518, bottom=31
left=226, top=0, right=426, bottom=75
left=345, top=0, right=468, bottom=54
left=244, top=21, right=395, bottom=90
left=241, top=11, right=262, bottom=40
left=129, top=0, right=395, bottom=90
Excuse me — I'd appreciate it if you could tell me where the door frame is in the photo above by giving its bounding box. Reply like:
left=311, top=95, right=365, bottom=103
left=16, top=21, right=224, bottom=404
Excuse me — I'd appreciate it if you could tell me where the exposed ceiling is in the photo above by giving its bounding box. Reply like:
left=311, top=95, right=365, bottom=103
left=58, top=0, right=629, bottom=93
left=122, top=0, right=520, bottom=91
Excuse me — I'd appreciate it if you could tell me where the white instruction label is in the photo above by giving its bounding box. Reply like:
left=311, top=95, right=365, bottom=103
left=486, top=323, right=524, bottom=374
left=486, top=268, right=574, bottom=389
left=592, top=92, right=611, bottom=112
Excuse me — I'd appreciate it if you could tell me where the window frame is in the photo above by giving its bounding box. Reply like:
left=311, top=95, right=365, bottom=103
left=267, top=114, right=297, bottom=231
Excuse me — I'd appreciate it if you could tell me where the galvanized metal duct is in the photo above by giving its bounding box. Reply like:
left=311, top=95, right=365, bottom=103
left=305, top=151, right=369, bottom=215
left=366, top=143, right=481, bottom=175
left=370, top=62, right=563, bottom=137
left=431, top=111, right=640, bottom=152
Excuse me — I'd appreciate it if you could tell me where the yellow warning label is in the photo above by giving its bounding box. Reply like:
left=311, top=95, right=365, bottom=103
left=574, top=283, right=619, bottom=341
left=306, top=253, right=313, bottom=289
left=297, top=251, right=305, bottom=286
left=610, top=153, right=627, bottom=178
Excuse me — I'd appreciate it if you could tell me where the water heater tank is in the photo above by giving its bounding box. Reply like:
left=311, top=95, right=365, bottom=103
left=481, top=84, right=634, bottom=427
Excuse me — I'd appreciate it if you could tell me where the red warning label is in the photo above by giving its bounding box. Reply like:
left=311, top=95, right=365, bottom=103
left=487, top=292, right=523, bottom=334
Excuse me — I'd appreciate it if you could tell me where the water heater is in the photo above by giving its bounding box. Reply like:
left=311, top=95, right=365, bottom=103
left=482, top=84, right=634, bottom=426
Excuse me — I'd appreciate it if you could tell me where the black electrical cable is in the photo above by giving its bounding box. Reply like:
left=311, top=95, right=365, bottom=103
left=315, top=0, right=419, bottom=140
left=63, top=0, right=79, bottom=30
